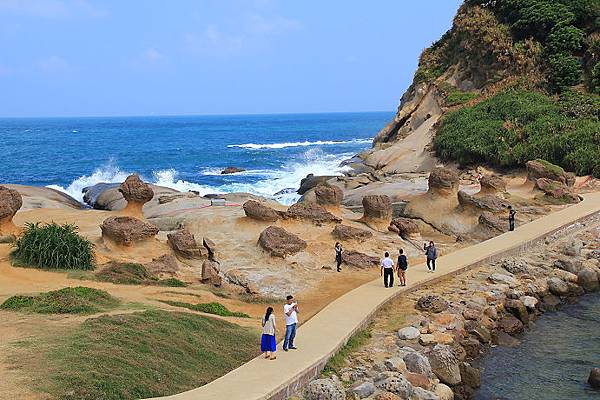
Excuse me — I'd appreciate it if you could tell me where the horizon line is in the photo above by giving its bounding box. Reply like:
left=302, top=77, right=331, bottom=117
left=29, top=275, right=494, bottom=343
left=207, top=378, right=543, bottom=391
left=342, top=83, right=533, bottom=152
left=0, top=109, right=394, bottom=120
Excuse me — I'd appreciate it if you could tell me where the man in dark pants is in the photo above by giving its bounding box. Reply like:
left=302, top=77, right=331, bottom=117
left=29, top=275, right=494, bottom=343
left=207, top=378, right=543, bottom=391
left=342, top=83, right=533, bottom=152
left=380, top=252, right=394, bottom=288
left=424, top=241, right=437, bottom=272
left=508, top=206, right=517, bottom=231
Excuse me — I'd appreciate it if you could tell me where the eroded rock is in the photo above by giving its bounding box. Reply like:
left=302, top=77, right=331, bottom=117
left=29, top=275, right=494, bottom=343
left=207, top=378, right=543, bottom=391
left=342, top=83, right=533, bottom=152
left=332, top=224, right=373, bottom=242
left=314, top=184, right=343, bottom=206
left=167, top=229, right=206, bottom=259
left=362, top=195, right=392, bottom=221
left=285, top=202, right=341, bottom=224
left=101, top=216, right=159, bottom=245
left=258, top=226, right=307, bottom=257
left=243, top=200, right=282, bottom=222
left=389, top=217, right=421, bottom=240
left=0, top=185, right=22, bottom=234
left=342, top=250, right=380, bottom=268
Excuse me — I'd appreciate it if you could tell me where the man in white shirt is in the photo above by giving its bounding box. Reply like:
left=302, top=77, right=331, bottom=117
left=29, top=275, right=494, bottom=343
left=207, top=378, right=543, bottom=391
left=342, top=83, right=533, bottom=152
left=381, top=252, right=395, bottom=288
left=283, top=295, right=299, bottom=351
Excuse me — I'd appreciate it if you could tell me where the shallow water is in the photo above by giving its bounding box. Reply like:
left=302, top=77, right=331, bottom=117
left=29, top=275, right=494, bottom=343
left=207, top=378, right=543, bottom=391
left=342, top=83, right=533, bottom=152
left=475, top=293, right=600, bottom=400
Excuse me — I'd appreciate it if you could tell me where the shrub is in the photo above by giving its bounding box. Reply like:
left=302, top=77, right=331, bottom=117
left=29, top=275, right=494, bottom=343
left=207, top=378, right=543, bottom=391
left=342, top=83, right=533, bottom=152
left=546, top=24, right=585, bottom=53
left=434, top=90, right=600, bottom=176
left=446, top=90, right=479, bottom=106
left=11, top=222, right=95, bottom=270
left=158, top=278, right=187, bottom=287
left=161, top=300, right=250, bottom=318
left=0, top=287, right=118, bottom=314
left=95, top=262, right=151, bottom=285
left=592, top=62, right=600, bottom=93
left=548, top=53, right=582, bottom=89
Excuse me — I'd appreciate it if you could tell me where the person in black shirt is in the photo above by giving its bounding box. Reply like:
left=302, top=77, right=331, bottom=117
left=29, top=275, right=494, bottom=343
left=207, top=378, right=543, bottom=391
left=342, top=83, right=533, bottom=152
left=397, top=248, right=408, bottom=286
left=508, top=205, right=517, bottom=231
left=335, top=242, right=343, bottom=272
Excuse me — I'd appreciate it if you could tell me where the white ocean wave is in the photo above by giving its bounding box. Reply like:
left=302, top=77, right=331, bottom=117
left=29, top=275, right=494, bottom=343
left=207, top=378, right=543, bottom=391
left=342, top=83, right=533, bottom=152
left=227, top=138, right=372, bottom=150
left=49, top=149, right=353, bottom=205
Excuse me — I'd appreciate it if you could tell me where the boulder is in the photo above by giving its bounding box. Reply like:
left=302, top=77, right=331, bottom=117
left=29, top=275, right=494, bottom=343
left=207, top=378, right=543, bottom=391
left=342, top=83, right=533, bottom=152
left=398, top=326, right=421, bottom=340
left=464, top=321, right=491, bottom=343
left=362, top=195, right=392, bottom=221
left=497, top=315, right=524, bottom=335
left=428, top=167, right=459, bottom=196
left=535, top=178, right=580, bottom=203
left=258, top=226, right=307, bottom=258
left=561, top=239, right=583, bottom=257
left=352, top=381, right=375, bottom=398
left=489, top=273, right=518, bottom=288
left=403, top=352, right=433, bottom=376
left=342, top=250, right=380, bottom=268
left=375, top=372, right=415, bottom=398
left=433, top=383, right=454, bottom=400
left=119, top=174, right=154, bottom=211
left=548, top=277, right=570, bottom=296
left=419, top=334, right=437, bottom=346
left=578, top=268, right=599, bottom=292
left=493, top=331, right=521, bottom=348
left=167, top=229, right=206, bottom=259
left=526, top=159, right=575, bottom=186
left=426, top=344, right=462, bottom=386
left=384, top=357, right=406, bottom=372
left=201, top=260, right=222, bottom=286
left=551, top=269, right=578, bottom=283
left=416, top=295, right=449, bottom=313
left=144, top=254, right=179, bottom=278
left=374, top=392, right=401, bottom=400
left=477, top=212, right=506, bottom=233
left=101, top=216, right=159, bottom=245
left=500, top=258, right=533, bottom=275
left=298, top=174, right=336, bottom=195
left=503, top=299, right=529, bottom=325
left=332, top=224, right=373, bottom=242
left=389, top=217, right=421, bottom=240
left=221, top=166, right=245, bottom=174
left=305, top=377, right=345, bottom=400
left=479, top=175, right=506, bottom=194
left=459, top=363, right=480, bottom=388
left=588, top=368, right=600, bottom=389
left=203, top=237, right=218, bottom=261
left=404, top=372, right=431, bottom=389
left=412, top=387, right=440, bottom=400
left=460, top=338, right=481, bottom=358
left=0, top=185, right=22, bottom=234
left=520, top=296, right=538, bottom=310
left=285, top=202, right=341, bottom=224
left=314, top=184, right=343, bottom=206
left=458, top=191, right=507, bottom=212
left=243, top=200, right=282, bottom=222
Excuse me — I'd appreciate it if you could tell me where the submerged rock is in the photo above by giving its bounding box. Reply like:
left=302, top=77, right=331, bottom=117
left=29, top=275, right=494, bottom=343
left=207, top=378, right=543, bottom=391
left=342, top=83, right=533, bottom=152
left=588, top=368, right=600, bottom=389
left=221, top=166, right=245, bottom=174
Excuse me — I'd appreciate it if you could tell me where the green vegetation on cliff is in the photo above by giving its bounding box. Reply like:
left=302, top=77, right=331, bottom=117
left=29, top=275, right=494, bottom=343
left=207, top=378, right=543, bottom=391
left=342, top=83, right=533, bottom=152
left=414, top=0, right=600, bottom=175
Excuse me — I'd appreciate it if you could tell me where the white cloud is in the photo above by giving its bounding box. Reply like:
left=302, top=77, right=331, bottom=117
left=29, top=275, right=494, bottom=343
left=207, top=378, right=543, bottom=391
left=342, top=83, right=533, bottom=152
left=38, top=55, right=72, bottom=73
left=144, top=47, right=166, bottom=62
left=0, top=0, right=107, bottom=18
left=247, top=13, right=301, bottom=34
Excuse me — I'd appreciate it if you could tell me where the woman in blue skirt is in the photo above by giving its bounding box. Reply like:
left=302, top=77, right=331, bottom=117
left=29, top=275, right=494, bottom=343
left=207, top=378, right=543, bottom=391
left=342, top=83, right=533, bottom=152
left=261, top=306, right=277, bottom=360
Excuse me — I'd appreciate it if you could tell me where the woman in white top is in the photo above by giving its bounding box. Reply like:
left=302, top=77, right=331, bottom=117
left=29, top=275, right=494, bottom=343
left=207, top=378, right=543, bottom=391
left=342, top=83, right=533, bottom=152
left=261, top=306, right=277, bottom=360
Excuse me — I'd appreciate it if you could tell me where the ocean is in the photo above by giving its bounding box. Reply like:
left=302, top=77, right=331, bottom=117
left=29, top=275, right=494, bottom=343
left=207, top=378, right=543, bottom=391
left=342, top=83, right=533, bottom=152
left=0, top=112, right=392, bottom=204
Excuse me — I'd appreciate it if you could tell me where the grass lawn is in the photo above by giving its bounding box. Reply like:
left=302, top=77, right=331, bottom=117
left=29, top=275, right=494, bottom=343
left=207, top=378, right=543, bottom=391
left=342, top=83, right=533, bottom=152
left=42, top=310, right=259, bottom=399
left=160, top=300, right=250, bottom=318
left=0, top=287, right=119, bottom=314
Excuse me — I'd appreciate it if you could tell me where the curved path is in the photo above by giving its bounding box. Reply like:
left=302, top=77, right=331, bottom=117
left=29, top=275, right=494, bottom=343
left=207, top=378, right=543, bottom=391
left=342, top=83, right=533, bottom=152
left=149, top=193, right=600, bottom=400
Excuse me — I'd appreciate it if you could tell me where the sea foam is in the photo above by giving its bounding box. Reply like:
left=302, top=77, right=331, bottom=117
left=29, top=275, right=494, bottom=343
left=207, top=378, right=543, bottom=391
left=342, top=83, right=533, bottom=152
left=227, top=138, right=372, bottom=150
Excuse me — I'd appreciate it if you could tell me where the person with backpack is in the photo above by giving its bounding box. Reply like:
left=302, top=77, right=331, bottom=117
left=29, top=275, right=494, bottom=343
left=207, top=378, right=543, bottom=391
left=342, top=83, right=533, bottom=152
left=335, top=242, right=343, bottom=272
left=424, top=241, right=438, bottom=272
left=508, top=205, right=517, bottom=231
left=380, top=251, right=395, bottom=288
left=397, top=248, right=408, bottom=286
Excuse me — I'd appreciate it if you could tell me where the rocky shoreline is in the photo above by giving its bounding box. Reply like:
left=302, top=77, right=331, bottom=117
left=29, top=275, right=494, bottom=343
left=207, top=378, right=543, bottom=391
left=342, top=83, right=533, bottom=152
left=300, top=216, right=600, bottom=400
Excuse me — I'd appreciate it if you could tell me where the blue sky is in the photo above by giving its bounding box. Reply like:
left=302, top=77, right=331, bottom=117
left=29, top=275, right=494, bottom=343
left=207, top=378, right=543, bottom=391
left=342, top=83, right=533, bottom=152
left=0, top=0, right=462, bottom=117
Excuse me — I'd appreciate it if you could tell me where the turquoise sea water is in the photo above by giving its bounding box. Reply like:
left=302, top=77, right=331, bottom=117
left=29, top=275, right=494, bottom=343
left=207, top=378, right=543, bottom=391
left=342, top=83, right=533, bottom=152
left=475, top=293, right=600, bottom=400
left=0, top=112, right=392, bottom=204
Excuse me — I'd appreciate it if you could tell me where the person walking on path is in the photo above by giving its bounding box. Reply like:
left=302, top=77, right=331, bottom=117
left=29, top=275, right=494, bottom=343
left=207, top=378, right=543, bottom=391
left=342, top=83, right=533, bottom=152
left=335, top=242, right=343, bottom=272
left=381, top=252, right=395, bottom=288
left=508, top=205, right=517, bottom=231
left=283, top=295, right=299, bottom=351
left=397, top=248, right=408, bottom=286
left=424, top=241, right=438, bottom=272
left=261, top=306, right=277, bottom=360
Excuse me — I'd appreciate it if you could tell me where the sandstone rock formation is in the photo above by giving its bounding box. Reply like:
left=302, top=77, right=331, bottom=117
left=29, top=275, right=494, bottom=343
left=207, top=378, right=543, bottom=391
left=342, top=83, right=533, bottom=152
left=526, top=159, right=575, bottom=186
left=202, top=259, right=222, bottom=286
left=478, top=175, right=506, bottom=194
left=285, top=202, right=341, bottom=224
left=332, top=224, right=373, bottom=242
left=243, top=200, right=282, bottom=222
left=342, top=250, right=380, bottom=269
left=144, top=254, right=179, bottom=279
left=203, top=238, right=217, bottom=261
left=388, top=217, right=420, bottom=240
left=0, top=185, right=22, bottom=235
left=428, top=167, right=459, bottom=197
left=167, top=229, right=207, bottom=259
left=221, top=167, right=245, bottom=174
left=258, top=226, right=307, bottom=258
left=362, top=195, right=392, bottom=222
left=119, top=174, right=154, bottom=217
left=458, top=190, right=508, bottom=212
left=100, top=216, right=159, bottom=246
left=298, top=174, right=335, bottom=195
left=535, top=178, right=581, bottom=203
left=314, top=184, right=343, bottom=206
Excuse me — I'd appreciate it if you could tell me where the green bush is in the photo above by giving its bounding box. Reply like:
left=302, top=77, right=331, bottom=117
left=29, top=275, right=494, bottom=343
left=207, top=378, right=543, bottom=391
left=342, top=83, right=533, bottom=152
left=0, top=287, right=118, bottom=314
left=446, top=90, right=479, bottom=106
left=158, top=278, right=187, bottom=287
left=161, top=300, right=250, bottom=318
left=592, top=62, right=600, bottom=94
left=95, top=262, right=151, bottom=285
left=434, top=90, right=600, bottom=176
left=548, top=53, right=582, bottom=89
left=546, top=24, right=585, bottom=53
left=11, top=222, right=95, bottom=270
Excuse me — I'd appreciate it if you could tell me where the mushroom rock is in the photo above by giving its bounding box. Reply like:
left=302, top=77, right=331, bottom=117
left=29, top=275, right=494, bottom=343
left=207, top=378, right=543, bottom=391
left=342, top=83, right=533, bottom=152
left=362, top=194, right=392, bottom=221
left=0, top=185, right=22, bottom=235
left=118, top=174, right=154, bottom=217
left=258, top=226, right=307, bottom=258
left=332, top=224, right=373, bottom=242
left=389, top=217, right=421, bottom=240
left=243, top=200, right=282, bottom=222
left=167, top=229, right=207, bottom=259
left=285, top=202, right=341, bottom=224
left=314, top=184, right=344, bottom=206
left=526, top=159, right=575, bottom=187
left=100, top=216, right=159, bottom=246
left=428, top=167, right=460, bottom=197
left=478, top=175, right=506, bottom=195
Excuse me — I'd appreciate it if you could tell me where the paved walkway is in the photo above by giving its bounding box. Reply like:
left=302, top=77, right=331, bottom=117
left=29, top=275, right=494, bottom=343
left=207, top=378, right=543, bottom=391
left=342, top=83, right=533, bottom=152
left=150, top=193, right=600, bottom=400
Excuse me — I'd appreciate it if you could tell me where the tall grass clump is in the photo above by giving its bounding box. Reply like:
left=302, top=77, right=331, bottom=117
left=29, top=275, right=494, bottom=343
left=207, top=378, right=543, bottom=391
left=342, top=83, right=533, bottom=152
left=160, top=300, right=250, bottom=318
left=11, top=222, right=95, bottom=270
left=0, top=287, right=118, bottom=314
